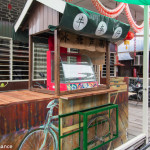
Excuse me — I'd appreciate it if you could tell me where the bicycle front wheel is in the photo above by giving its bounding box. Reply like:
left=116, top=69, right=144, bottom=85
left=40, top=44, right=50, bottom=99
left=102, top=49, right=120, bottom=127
left=18, top=128, right=56, bottom=150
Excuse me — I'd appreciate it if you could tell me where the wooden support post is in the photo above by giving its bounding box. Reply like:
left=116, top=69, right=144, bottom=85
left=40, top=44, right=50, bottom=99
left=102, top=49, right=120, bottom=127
left=106, top=42, right=110, bottom=89
left=28, top=35, right=33, bottom=90
left=54, top=30, right=60, bottom=96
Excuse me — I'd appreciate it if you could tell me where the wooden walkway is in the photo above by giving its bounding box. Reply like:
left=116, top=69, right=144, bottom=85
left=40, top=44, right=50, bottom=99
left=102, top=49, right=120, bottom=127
left=0, top=90, right=55, bottom=106
left=128, top=100, right=150, bottom=140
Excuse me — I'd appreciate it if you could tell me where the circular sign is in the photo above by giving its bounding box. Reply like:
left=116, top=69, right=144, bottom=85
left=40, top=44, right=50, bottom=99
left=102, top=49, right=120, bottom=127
left=95, top=21, right=107, bottom=36
left=73, top=13, right=88, bottom=31
left=112, top=27, right=122, bottom=39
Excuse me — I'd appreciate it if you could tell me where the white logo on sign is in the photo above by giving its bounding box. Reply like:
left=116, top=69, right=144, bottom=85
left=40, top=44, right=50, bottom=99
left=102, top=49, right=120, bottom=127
left=95, top=21, right=107, bottom=36
left=112, top=27, right=122, bottom=39
left=73, top=13, right=88, bottom=31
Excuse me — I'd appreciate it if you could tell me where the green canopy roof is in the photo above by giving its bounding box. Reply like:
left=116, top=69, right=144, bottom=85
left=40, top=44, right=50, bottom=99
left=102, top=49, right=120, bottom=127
left=49, top=3, right=130, bottom=42
left=115, top=0, right=150, bottom=5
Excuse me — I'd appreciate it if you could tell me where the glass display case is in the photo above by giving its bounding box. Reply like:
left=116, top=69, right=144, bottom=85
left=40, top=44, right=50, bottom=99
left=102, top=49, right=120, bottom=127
left=61, top=54, right=96, bottom=83
left=47, top=52, right=98, bottom=91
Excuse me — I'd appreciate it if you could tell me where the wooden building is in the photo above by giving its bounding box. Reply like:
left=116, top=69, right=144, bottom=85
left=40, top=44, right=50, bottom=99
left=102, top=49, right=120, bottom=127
left=0, top=0, right=30, bottom=91
left=0, top=0, right=118, bottom=92
left=0, top=0, right=130, bottom=149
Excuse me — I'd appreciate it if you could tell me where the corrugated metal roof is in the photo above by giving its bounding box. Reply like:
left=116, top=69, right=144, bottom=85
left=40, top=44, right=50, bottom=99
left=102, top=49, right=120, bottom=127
left=118, top=36, right=147, bottom=60
left=118, top=36, right=150, bottom=53
left=118, top=53, right=133, bottom=61
left=0, top=21, right=13, bottom=38
left=0, top=21, right=48, bottom=44
left=0, top=21, right=29, bottom=43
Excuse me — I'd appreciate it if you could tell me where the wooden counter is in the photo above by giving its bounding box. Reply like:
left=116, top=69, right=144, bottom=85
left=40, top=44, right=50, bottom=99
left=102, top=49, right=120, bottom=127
left=0, top=90, right=56, bottom=106
left=0, top=88, right=117, bottom=106
left=60, top=88, right=117, bottom=100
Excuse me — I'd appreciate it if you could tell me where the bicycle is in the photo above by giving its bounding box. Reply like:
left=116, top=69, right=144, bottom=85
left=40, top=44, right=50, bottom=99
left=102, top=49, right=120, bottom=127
left=18, top=99, right=59, bottom=150
left=19, top=99, right=114, bottom=150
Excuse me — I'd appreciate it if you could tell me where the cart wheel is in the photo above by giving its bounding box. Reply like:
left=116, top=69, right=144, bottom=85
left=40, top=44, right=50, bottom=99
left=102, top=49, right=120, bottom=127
left=18, top=128, right=56, bottom=150
left=90, top=115, right=113, bottom=150
left=80, top=114, right=113, bottom=150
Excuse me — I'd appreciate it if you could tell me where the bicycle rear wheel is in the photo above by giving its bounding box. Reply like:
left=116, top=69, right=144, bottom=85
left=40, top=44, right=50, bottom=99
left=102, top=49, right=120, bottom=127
left=18, top=128, right=56, bottom=150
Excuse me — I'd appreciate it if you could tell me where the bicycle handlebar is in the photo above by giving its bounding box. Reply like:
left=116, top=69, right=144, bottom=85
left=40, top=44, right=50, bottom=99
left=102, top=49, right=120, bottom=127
left=47, top=99, right=59, bottom=109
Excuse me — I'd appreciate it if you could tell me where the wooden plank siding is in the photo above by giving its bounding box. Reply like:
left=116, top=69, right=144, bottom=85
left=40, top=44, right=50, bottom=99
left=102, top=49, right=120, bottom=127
left=0, top=90, right=57, bottom=137
left=29, top=3, right=59, bottom=35
left=59, top=92, right=128, bottom=149
left=59, top=94, right=108, bottom=150
left=59, top=77, right=128, bottom=149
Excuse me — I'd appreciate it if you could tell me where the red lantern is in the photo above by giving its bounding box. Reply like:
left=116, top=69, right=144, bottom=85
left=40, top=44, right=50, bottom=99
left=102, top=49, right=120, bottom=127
left=124, top=31, right=134, bottom=49
left=8, top=3, right=12, bottom=10
left=124, top=31, right=134, bottom=41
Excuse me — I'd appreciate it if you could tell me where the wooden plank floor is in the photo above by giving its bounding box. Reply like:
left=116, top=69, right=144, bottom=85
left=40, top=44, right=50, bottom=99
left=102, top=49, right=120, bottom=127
left=0, top=90, right=56, bottom=106
left=128, top=100, right=150, bottom=140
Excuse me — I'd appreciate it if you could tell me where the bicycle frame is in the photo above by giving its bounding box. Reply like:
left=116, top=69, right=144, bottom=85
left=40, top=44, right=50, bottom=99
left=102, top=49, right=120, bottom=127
left=39, top=100, right=59, bottom=150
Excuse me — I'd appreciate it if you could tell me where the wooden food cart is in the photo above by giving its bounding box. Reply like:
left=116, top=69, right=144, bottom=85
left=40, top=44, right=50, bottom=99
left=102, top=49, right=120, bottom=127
left=13, top=0, right=130, bottom=149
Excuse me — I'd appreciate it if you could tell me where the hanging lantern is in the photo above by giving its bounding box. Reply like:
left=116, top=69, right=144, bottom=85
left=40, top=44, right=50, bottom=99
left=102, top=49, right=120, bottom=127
left=8, top=3, right=12, bottom=10
left=124, top=40, right=130, bottom=49
left=124, top=31, right=134, bottom=49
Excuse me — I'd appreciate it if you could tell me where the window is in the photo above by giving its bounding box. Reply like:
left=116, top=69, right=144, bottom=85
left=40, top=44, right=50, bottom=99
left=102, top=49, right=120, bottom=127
left=102, top=53, right=116, bottom=77
left=93, top=65, right=100, bottom=85
left=0, top=37, right=12, bottom=81
left=0, top=36, right=30, bottom=81
left=0, top=37, right=50, bottom=82
left=13, top=41, right=29, bottom=80
left=33, top=43, right=48, bottom=80
left=69, top=48, right=79, bottom=53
